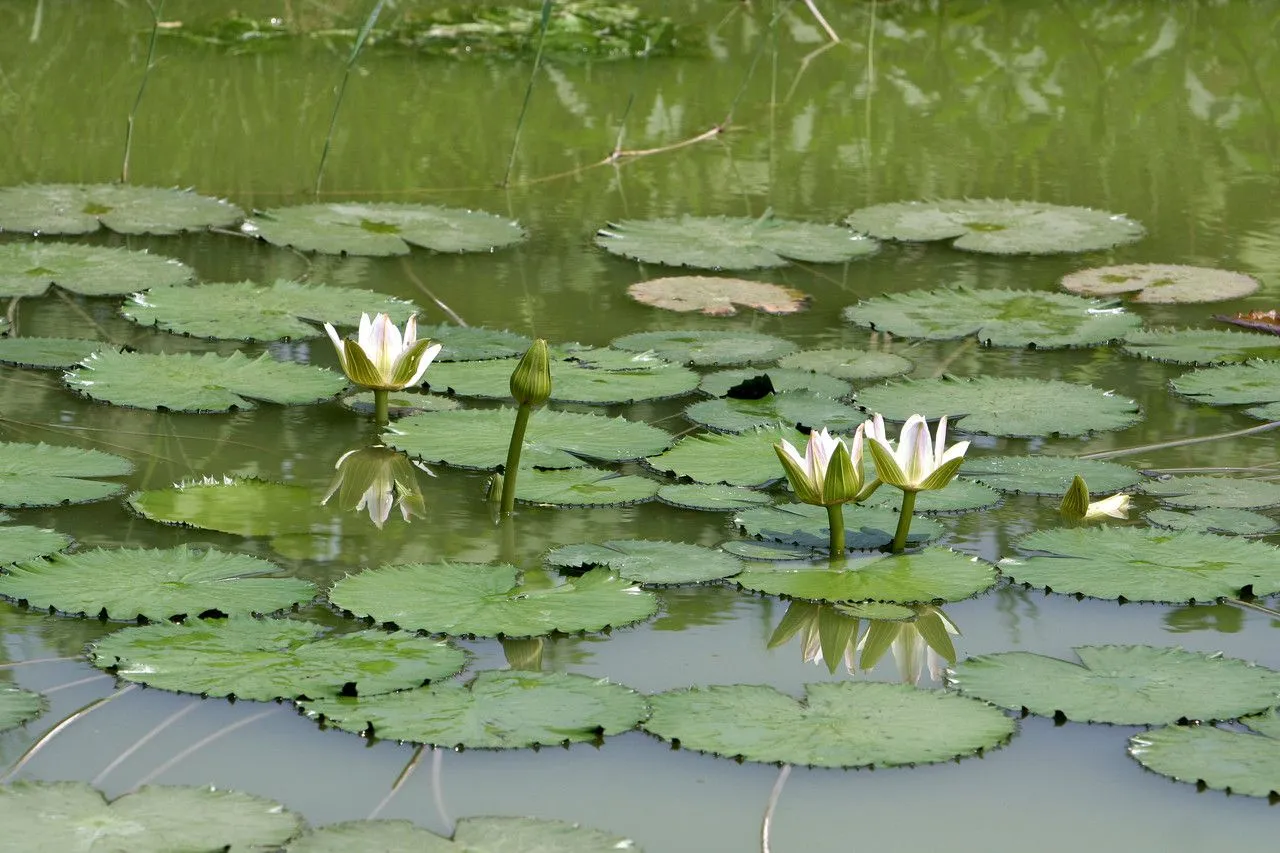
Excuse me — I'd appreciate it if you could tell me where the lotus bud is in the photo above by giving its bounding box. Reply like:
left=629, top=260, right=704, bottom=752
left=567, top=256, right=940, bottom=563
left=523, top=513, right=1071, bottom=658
left=1059, top=475, right=1091, bottom=522
left=510, top=339, right=551, bottom=407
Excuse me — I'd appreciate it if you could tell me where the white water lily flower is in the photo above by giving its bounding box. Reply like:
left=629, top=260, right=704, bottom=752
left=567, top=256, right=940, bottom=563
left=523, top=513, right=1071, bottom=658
left=322, top=446, right=431, bottom=529
left=773, top=426, right=866, bottom=507
left=864, top=413, right=970, bottom=493
left=323, top=312, right=443, bottom=391
left=1059, top=474, right=1131, bottom=522
left=1085, top=492, right=1131, bottom=520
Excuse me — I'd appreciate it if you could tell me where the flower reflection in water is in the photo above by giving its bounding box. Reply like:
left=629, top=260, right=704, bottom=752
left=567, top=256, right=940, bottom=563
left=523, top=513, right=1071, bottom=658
left=322, top=445, right=433, bottom=529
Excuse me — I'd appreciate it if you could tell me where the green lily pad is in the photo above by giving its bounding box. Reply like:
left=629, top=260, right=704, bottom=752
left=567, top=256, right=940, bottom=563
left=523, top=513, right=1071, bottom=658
left=734, top=547, right=996, bottom=603
left=843, top=287, right=1140, bottom=348
left=0, top=545, right=316, bottom=621
left=1144, top=508, right=1280, bottom=536
left=962, top=455, right=1144, bottom=495
left=340, top=390, right=460, bottom=417
left=1171, top=360, right=1280, bottom=419
left=123, top=280, right=419, bottom=341
left=1140, top=475, right=1280, bottom=510
left=857, top=376, right=1143, bottom=437
left=719, top=539, right=814, bottom=561
left=515, top=467, right=660, bottom=507
left=65, top=349, right=347, bottom=412
left=0, top=336, right=106, bottom=369
left=1006, top=527, right=1280, bottom=602
left=611, top=329, right=797, bottom=366
left=656, top=483, right=774, bottom=512
left=949, top=645, right=1280, bottom=725
left=685, top=392, right=865, bottom=434
left=384, top=408, right=673, bottom=471
left=0, top=242, right=193, bottom=297
left=0, top=781, right=303, bottom=852
left=242, top=202, right=526, bottom=256
left=329, top=563, right=657, bottom=637
left=0, top=184, right=244, bottom=235
left=865, top=478, right=1003, bottom=514
left=302, top=669, right=648, bottom=748
left=0, top=687, right=45, bottom=732
left=424, top=352, right=699, bottom=405
left=1121, top=327, right=1280, bottom=365
left=546, top=540, right=744, bottom=585
left=1129, top=714, right=1280, bottom=799
left=416, top=323, right=533, bottom=362
left=0, top=524, right=73, bottom=565
left=284, top=817, right=640, bottom=853
left=627, top=275, right=810, bottom=315
left=1062, top=264, right=1260, bottom=303
left=128, top=477, right=325, bottom=536
left=844, top=199, right=1144, bottom=254
left=643, top=681, right=1014, bottom=768
left=595, top=214, right=878, bottom=270
left=644, top=426, right=801, bottom=487
left=0, top=441, right=134, bottom=507
left=90, top=618, right=467, bottom=701
left=776, top=347, right=914, bottom=382
left=698, top=368, right=851, bottom=398
left=735, top=501, right=943, bottom=551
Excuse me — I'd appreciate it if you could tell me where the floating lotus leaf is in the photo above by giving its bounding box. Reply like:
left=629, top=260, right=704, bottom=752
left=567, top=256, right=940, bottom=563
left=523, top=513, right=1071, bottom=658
left=685, top=392, right=865, bottom=434
left=1171, top=360, right=1280, bottom=420
left=384, top=408, right=672, bottom=471
left=129, top=477, right=326, bottom=536
left=949, top=645, right=1280, bottom=725
left=612, top=329, right=797, bottom=366
left=0, top=441, right=134, bottom=507
left=284, top=817, right=640, bottom=853
left=595, top=214, right=878, bottom=270
left=865, top=478, right=1003, bottom=514
left=777, top=347, right=913, bottom=381
left=0, top=687, right=45, bottom=732
left=643, top=681, right=1014, bottom=768
left=65, top=349, right=347, bottom=412
left=734, top=547, right=995, bottom=603
left=0, top=545, right=316, bottom=621
left=0, top=781, right=303, bottom=852
left=1129, top=713, right=1280, bottom=799
left=1122, top=327, right=1280, bottom=365
left=843, top=199, right=1144, bottom=254
left=515, top=467, right=659, bottom=507
left=546, top=539, right=744, bottom=585
left=242, top=202, right=526, bottom=256
left=0, top=524, right=73, bottom=565
left=1062, top=264, right=1260, bottom=303
left=123, top=280, right=419, bottom=341
left=90, top=618, right=467, bottom=701
left=843, top=287, right=1140, bottom=348
left=302, top=670, right=648, bottom=748
left=0, top=242, right=193, bottom=297
left=644, top=426, right=800, bottom=487
left=0, top=336, right=106, bottom=369
left=856, top=376, right=1142, bottom=437
left=0, top=184, right=243, bottom=235
left=656, top=483, right=774, bottom=512
left=329, top=563, right=657, bottom=637
left=424, top=352, right=699, bottom=405
left=1006, top=527, right=1280, bottom=602
left=734, top=502, right=944, bottom=552
left=720, top=540, right=813, bottom=561
left=698, top=368, right=851, bottom=398
left=1140, top=475, right=1280, bottom=509
left=627, top=275, right=809, bottom=315
left=416, top=323, right=533, bottom=361
left=1144, top=508, right=1280, bottom=536
left=961, top=455, right=1144, bottom=496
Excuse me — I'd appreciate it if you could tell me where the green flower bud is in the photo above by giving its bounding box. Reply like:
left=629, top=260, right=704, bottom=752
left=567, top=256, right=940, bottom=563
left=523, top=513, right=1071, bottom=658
left=510, top=339, right=552, bottom=407
left=1059, top=474, right=1090, bottom=522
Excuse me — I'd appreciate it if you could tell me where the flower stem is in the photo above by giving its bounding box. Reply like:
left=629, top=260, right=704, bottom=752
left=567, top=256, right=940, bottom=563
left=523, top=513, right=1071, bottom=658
left=373, top=389, right=390, bottom=426
left=499, top=403, right=534, bottom=515
left=890, top=490, right=917, bottom=554
left=826, top=503, right=845, bottom=560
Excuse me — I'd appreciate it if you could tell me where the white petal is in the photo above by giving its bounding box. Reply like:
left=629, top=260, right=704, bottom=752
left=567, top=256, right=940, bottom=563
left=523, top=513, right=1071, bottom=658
left=323, top=323, right=348, bottom=371
left=403, top=342, right=443, bottom=388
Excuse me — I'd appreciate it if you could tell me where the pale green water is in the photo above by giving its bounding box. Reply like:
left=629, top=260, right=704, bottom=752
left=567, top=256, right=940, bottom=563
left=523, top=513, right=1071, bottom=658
left=0, top=2, right=1277, bottom=851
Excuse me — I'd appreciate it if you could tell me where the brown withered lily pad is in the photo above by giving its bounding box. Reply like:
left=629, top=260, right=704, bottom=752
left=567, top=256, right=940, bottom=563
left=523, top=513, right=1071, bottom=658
left=627, top=276, right=809, bottom=316
left=1061, top=264, right=1259, bottom=304
left=1216, top=309, right=1280, bottom=336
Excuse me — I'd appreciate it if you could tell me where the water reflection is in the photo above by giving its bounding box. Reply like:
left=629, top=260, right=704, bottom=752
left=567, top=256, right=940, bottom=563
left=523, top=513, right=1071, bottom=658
left=321, top=446, right=432, bottom=529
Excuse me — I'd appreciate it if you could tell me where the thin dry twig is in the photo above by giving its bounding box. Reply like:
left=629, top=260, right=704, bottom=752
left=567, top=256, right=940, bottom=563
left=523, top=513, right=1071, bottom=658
left=1080, top=420, right=1280, bottom=460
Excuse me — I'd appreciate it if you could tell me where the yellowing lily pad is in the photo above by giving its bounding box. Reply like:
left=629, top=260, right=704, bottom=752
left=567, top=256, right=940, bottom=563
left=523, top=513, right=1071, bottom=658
left=627, top=276, right=809, bottom=315
left=1062, top=264, right=1260, bottom=303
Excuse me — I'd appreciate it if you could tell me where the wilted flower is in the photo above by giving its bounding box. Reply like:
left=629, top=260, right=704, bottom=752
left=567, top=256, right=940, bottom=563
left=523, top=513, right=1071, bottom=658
left=323, top=313, right=442, bottom=392
left=1060, top=474, right=1131, bottom=521
left=865, top=413, right=969, bottom=493
left=322, top=446, right=432, bottom=528
left=774, top=426, right=868, bottom=507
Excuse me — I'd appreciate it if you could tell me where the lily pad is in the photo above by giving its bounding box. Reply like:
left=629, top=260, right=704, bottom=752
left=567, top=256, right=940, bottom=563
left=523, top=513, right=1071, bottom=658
left=844, top=199, right=1144, bottom=254
left=1062, top=264, right=1260, bottom=303
left=1005, top=527, right=1280, bottom=602
left=129, top=477, right=325, bottom=536
left=777, top=347, right=914, bottom=382
left=1129, top=713, right=1280, bottom=799
left=643, top=681, right=1014, bottom=768
left=595, top=214, right=878, bottom=270
left=612, top=329, right=797, bottom=366
left=0, top=524, right=73, bottom=565
left=123, top=280, right=419, bottom=341
left=329, top=563, right=657, bottom=637
left=644, top=426, right=802, bottom=487
left=1171, top=360, right=1280, bottom=420
left=0, top=336, right=108, bottom=369
left=961, top=455, right=1145, bottom=496
left=0, top=687, right=45, bottom=732
left=341, top=390, right=460, bottom=417
left=0, top=242, right=193, bottom=298
left=303, top=669, right=647, bottom=748
left=416, top=323, right=533, bottom=362
left=1140, top=475, right=1280, bottom=510
left=515, top=467, right=659, bottom=506
left=0, top=545, right=316, bottom=621
left=627, top=275, right=809, bottom=315
left=685, top=392, right=865, bottom=434
left=719, top=540, right=813, bottom=561
left=949, top=645, right=1280, bottom=725
left=242, top=202, right=527, bottom=256
left=865, top=478, right=1003, bottom=514
left=65, top=349, right=347, bottom=412
left=384, top=408, right=673, bottom=471
left=424, top=352, right=699, bottom=405
left=0, top=781, right=303, bottom=852
left=698, top=368, right=851, bottom=398
left=734, top=547, right=996, bottom=603
left=546, top=540, right=744, bottom=585
left=735, top=502, right=943, bottom=552
left=89, top=618, right=467, bottom=701
left=843, top=287, right=1140, bottom=348
left=1144, top=508, right=1280, bottom=536
left=856, top=376, right=1142, bottom=437
left=284, top=817, right=640, bottom=853
left=656, top=483, right=774, bottom=512
left=0, top=441, right=133, bottom=507
left=0, top=184, right=244, bottom=235
left=1122, top=327, right=1280, bottom=365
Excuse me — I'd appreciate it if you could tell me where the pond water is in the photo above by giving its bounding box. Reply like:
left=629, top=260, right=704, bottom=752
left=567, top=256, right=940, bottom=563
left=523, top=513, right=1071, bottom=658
left=0, top=1, right=1277, bottom=850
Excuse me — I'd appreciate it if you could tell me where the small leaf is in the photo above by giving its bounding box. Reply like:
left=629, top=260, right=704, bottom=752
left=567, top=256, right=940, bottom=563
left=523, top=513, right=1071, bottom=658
left=777, top=347, right=913, bottom=381
left=612, top=329, right=797, bottom=366
left=1171, top=360, right=1280, bottom=419
left=1062, top=264, right=1259, bottom=303
left=0, top=184, right=243, bottom=235
left=0, top=337, right=107, bottom=369
left=627, top=275, right=810, bottom=315
left=656, top=483, right=774, bottom=512
left=1129, top=716, right=1280, bottom=799
left=545, top=539, right=744, bottom=585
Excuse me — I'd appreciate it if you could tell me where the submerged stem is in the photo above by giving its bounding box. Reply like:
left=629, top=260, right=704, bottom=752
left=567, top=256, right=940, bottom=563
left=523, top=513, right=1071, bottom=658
left=499, top=403, right=534, bottom=515
left=825, top=503, right=845, bottom=561
left=890, top=490, right=917, bottom=554
left=373, top=388, right=389, bottom=426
